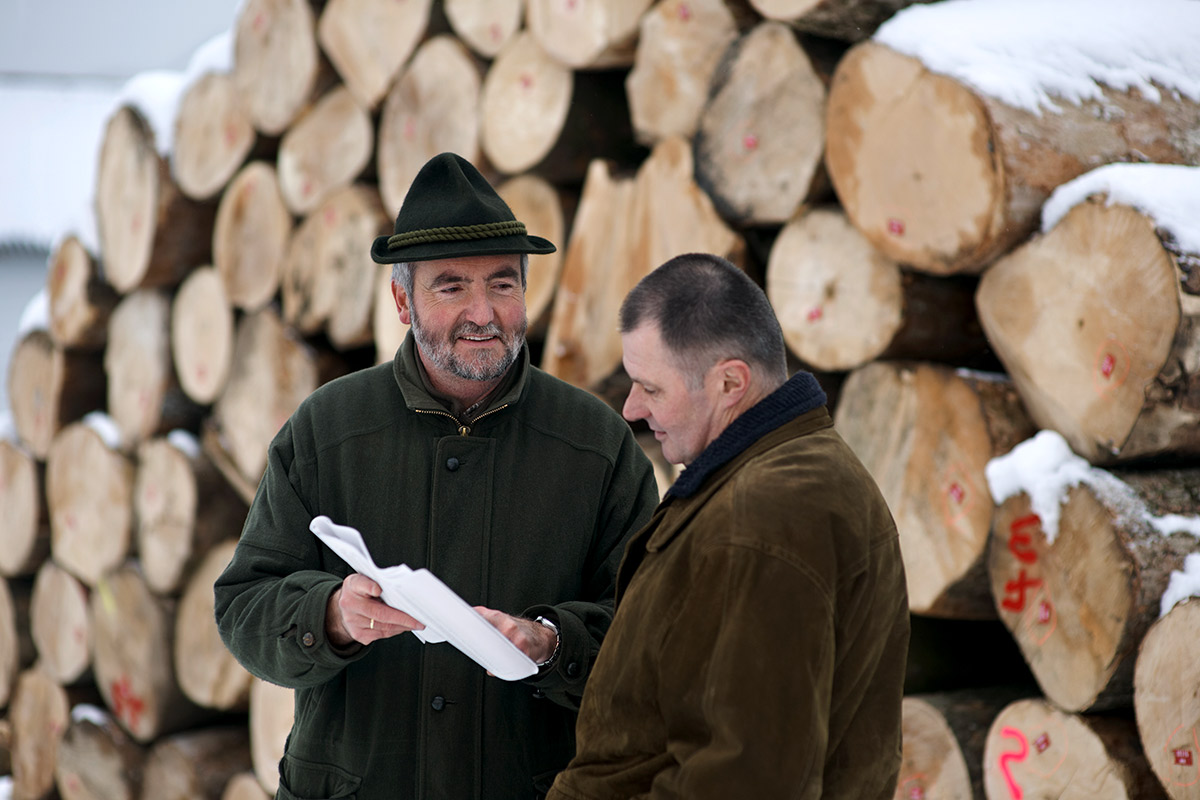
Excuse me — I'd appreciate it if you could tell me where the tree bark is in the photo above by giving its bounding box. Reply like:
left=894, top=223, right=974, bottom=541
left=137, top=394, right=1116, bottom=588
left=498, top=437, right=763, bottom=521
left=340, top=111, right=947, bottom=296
left=172, top=71, right=260, bottom=202
left=376, top=34, right=484, bottom=217
left=7, top=330, right=107, bottom=460
left=54, top=708, right=146, bottom=800
left=277, top=85, right=374, bottom=216
left=213, top=161, right=294, bottom=312
left=210, top=308, right=319, bottom=490
left=835, top=361, right=1035, bottom=618
left=0, top=440, right=50, bottom=578
left=105, top=290, right=202, bottom=447
left=140, top=725, right=253, bottom=800
left=976, top=198, right=1200, bottom=464
left=989, top=468, right=1200, bottom=712
left=983, top=697, right=1168, bottom=799
left=134, top=435, right=248, bottom=597
left=30, top=559, right=92, bottom=686
left=94, top=105, right=217, bottom=293
left=765, top=207, right=989, bottom=371
left=694, top=21, right=829, bottom=226
left=496, top=173, right=566, bottom=334
left=525, top=0, right=653, bottom=69
left=280, top=184, right=390, bottom=350
left=751, top=0, right=933, bottom=41
left=233, top=0, right=336, bottom=136
left=171, top=266, right=236, bottom=406
left=443, top=0, right=521, bottom=59
left=46, top=422, right=135, bottom=588
left=175, top=540, right=253, bottom=711
left=625, top=0, right=740, bottom=146
left=46, top=235, right=118, bottom=351
left=825, top=41, right=1200, bottom=274
left=1134, top=597, right=1200, bottom=800
left=248, top=677, right=293, bottom=796
left=90, top=563, right=216, bottom=743
left=316, top=0, right=433, bottom=110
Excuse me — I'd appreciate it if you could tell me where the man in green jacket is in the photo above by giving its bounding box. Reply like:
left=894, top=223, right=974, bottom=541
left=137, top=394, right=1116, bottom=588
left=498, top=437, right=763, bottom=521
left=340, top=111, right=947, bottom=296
left=214, top=153, right=659, bottom=800
left=547, top=253, right=910, bottom=799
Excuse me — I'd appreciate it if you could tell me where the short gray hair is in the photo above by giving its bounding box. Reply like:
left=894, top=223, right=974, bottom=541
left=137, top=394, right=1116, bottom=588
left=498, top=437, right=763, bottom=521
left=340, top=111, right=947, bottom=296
left=391, top=254, right=529, bottom=297
left=619, top=253, right=787, bottom=388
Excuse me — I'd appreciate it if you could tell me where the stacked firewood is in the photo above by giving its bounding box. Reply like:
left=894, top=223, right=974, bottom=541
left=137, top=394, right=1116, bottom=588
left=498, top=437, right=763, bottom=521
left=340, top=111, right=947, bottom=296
left=2, top=1, right=1199, bottom=798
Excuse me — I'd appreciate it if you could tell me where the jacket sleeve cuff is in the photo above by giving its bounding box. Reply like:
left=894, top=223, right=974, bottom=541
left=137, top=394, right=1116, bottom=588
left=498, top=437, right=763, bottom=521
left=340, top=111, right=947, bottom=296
left=521, top=604, right=591, bottom=693
left=291, top=578, right=369, bottom=669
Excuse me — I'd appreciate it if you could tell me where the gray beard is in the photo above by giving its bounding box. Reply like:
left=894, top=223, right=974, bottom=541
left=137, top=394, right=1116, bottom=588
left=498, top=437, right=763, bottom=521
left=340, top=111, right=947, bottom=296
left=410, top=310, right=526, bottom=382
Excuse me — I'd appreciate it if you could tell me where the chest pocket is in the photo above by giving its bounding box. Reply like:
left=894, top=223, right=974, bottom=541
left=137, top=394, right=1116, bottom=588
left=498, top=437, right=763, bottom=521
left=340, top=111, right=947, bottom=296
left=278, top=754, right=361, bottom=799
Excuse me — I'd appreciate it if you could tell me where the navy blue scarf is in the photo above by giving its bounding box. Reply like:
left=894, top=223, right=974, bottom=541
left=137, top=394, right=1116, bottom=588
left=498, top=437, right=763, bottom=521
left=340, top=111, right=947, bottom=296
left=667, top=371, right=827, bottom=499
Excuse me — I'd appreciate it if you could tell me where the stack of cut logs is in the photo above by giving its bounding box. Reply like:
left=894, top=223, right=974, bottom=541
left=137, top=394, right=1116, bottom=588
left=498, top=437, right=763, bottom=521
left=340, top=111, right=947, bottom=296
left=2, top=0, right=1199, bottom=798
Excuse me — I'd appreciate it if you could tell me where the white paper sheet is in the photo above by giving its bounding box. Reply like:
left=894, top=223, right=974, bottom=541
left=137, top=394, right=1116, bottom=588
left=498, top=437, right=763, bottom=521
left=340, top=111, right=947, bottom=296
left=310, top=515, right=538, bottom=681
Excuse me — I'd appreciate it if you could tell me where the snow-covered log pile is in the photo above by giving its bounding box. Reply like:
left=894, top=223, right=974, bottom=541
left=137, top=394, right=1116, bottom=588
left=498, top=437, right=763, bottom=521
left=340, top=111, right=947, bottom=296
left=3, top=0, right=1200, bottom=798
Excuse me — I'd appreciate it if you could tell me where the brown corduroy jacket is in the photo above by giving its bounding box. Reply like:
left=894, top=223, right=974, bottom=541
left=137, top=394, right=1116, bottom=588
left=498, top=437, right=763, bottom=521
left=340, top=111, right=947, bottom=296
left=549, top=379, right=910, bottom=800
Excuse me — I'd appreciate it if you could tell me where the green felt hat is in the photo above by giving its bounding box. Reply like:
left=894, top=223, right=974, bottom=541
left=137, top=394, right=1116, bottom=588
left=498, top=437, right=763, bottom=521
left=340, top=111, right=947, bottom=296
left=370, top=152, right=557, bottom=264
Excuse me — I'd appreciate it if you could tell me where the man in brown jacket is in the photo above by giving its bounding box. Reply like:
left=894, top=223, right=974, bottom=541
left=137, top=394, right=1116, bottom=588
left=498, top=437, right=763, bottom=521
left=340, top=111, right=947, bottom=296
left=547, top=252, right=910, bottom=799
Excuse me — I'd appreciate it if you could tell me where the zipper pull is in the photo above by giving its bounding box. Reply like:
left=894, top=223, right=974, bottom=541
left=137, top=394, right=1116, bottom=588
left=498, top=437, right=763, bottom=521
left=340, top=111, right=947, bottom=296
left=458, top=425, right=470, bottom=436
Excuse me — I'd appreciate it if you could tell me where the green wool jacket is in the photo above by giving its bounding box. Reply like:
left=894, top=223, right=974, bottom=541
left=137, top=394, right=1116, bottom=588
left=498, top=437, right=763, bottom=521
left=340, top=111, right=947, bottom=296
left=548, top=373, right=910, bottom=800
left=214, top=336, right=659, bottom=800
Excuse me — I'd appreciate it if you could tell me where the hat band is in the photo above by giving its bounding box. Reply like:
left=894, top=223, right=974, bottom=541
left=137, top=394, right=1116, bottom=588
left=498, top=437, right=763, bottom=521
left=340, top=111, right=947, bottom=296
left=386, top=220, right=528, bottom=251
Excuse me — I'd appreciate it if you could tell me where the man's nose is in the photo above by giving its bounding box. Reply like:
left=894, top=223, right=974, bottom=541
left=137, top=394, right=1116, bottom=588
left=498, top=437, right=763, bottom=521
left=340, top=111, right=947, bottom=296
left=462, top=287, right=496, bottom=326
left=622, top=389, right=645, bottom=422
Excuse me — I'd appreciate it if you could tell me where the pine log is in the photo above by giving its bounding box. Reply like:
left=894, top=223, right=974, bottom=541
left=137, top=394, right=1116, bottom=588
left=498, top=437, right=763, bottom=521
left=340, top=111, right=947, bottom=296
left=277, top=85, right=373, bottom=216
left=281, top=184, right=390, bottom=350
left=171, top=266, right=235, bottom=406
left=825, top=41, right=1200, bottom=275
left=140, top=726, right=253, bottom=800
left=1, top=577, right=36, bottom=709
left=834, top=361, right=1035, bottom=618
left=105, top=290, right=202, bottom=447
left=175, top=540, right=253, bottom=711
left=210, top=308, right=320, bottom=490
left=480, top=31, right=641, bottom=182
left=9, top=668, right=71, bottom=800
left=625, top=0, right=739, bottom=146
left=134, top=436, right=248, bottom=597
left=751, top=0, right=932, bottom=41
left=0, top=440, right=50, bottom=578
left=525, top=0, right=652, bottom=69
left=693, top=21, right=828, bottom=226
left=29, top=560, right=92, bottom=686
left=46, top=235, right=118, bottom=351
left=172, top=71, right=259, bottom=202
left=372, top=263, right=409, bottom=366
left=765, top=207, right=989, bottom=371
left=542, top=137, right=741, bottom=390
left=316, top=0, right=432, bottom=110
left=54, top=708, right=146, bottom=800
left=248, top=677, right=293, bottom=796
left=983, top=698, right=1167, bottom=799
left=989, top=468, right=1200, bottom=712
left=898, top=688, right=1030, bottom=800
left=90, top=563, right=216, bottom=743
left=976, top=199, right=1200, bottom=465
left=46, top=422, right=135, bottom=588
left=1134, top=598, right=1200, bottom=800
left=6, top=330, right=107, bottom=460
left=233, top=0, right=336, bottom=136
left=496, top=173, right=566, bottom=334
left=212, top=161, right=294, bottom=312
left=222, top=772, right=271, bottom=800
left=94, top=105, right=216, bottom=293
left=376, top=34, right=483, bottom=217
left=443, top=0, right=521, bottom=58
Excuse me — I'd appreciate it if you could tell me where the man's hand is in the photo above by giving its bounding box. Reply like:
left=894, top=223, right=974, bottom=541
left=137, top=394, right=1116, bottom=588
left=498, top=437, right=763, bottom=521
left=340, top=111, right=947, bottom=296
left=475, top=607, right=558, bottom=665
left=326, top=573, right=425, bottom=647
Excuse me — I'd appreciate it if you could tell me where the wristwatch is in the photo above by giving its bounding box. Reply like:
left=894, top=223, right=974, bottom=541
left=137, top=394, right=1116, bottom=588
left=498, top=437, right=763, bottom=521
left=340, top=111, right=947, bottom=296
left=535, top=616, right=561, bottom=668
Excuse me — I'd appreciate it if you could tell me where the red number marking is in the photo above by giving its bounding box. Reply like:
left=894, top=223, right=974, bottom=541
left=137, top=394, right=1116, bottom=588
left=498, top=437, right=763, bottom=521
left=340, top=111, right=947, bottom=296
left=997, top=726, right=1028, bottom=800
left=1001, top=569, right=1043, bottom=613
left=110, top=675, right=146, bottom=731
left=1007, top=514, right=1040, bottom=564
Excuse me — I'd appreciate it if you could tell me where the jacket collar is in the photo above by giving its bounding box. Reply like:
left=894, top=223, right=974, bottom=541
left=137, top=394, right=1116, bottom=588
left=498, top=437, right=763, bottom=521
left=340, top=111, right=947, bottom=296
left=392, top=330, right=529, bottom=420
left=667, top=370, right=827, bottom=499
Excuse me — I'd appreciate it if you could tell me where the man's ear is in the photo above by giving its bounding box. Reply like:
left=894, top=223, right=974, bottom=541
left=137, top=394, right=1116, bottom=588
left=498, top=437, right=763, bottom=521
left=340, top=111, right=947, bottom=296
left=392, top=280, right=413, bottom=325
left=714, top=359, right=752, bottom=406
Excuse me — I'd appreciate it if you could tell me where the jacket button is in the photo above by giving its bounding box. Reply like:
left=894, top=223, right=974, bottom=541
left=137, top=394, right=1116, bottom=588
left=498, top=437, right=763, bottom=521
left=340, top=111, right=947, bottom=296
left=431, top=695, right=446, bottom=711
left=446, top=457, right=460, bottom=471
left=565, top=662, right=581, bottom=679
left=301, top=632, right=315, bottom=647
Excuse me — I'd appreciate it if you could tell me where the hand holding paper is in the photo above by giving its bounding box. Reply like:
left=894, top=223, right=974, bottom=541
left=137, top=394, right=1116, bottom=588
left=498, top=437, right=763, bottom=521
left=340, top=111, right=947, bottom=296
left=310, top=516, right=538, bottom=681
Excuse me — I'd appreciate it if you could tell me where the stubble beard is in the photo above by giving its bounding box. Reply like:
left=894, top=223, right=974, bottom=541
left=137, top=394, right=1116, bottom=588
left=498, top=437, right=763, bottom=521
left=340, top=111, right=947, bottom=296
left=410, top=309, right=527, bottom=382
